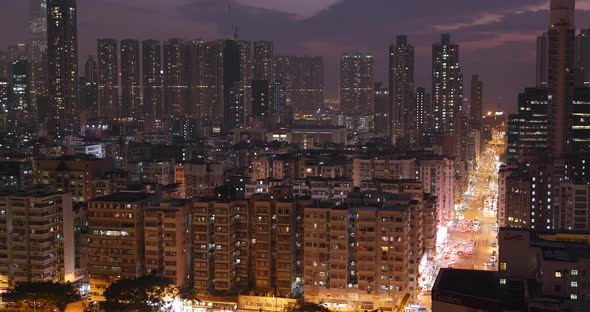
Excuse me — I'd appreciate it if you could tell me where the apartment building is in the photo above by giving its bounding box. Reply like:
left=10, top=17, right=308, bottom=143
left=87, top=192, right=150, bottom=301
left=144, top=200, right=192, bottom=288
left=499, top=228, right=590, bottom=311
left=0, top=192, right=76, bottom=289
left=128, top=159, right=175, bottom=186
left=33, top=156, right=115, bottom=202
left=303, top=195, right=416, bottom=310
left=184, top=160, right=224, bottom=198
left=353, top=158, right=454, bottom=222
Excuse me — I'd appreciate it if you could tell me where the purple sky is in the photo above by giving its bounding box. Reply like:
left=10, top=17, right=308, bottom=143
left=3, top=0, right=590, bottom=113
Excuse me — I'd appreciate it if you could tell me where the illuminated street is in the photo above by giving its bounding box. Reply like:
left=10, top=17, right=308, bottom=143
left=413, top=128, right=505, bottom=311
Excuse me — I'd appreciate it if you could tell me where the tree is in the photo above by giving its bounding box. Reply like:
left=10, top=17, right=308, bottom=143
left=285, top=300, right=331, bottom=312
left=4, top=281, right=80, bottom=312
left=102, top=275, right=176, bottom=312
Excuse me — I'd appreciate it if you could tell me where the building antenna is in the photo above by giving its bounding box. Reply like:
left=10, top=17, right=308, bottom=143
left=226, top=0, right=238, bottom=39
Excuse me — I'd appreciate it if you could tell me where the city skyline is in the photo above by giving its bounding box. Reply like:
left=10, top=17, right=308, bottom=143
left=4, top=0, right=590, bottom=112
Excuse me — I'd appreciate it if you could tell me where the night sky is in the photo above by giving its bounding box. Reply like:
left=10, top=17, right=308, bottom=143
left=3, top=0, right=590, bottom=113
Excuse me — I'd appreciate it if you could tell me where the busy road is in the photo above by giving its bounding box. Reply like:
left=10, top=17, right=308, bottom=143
left=412, top=130, right=504, bottom=311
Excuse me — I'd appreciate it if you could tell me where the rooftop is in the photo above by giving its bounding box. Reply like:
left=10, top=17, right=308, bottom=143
left=90, top=192, right=150, bottom=203
left=433, top=268, right=500, bottom=302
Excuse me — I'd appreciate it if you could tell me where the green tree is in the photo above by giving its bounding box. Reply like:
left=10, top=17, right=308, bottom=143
left=102, top=275, right=176, bottom=312
left=4, top=281, right=80, bottom=312
left=285, top=300, right=331, bottom=312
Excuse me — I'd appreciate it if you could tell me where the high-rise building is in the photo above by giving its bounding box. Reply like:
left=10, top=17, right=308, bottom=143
left=415, top=87, right=431, bottom=145
left=184, top=40, right=206, bottom=118
left=88, top=192, right=149, bottom=301
left=274, top=56, right=324, bottom=114
left=223, top=39, right=242, bottom=131
left=203, top=41, right=224, bottom=124
left=253, top=41, right=274, bottom=82
left=432, top=34, right=463, bottom=135
left=303, top=194, right=422, bottom=308
left=144, top=200, right=192, bottom=288
left=47, top=0, right=79, bottom=136
left=142, top=40, right=162, bottom=119
left=576, top=28, right=590, bottom=86
left=389, top=35, right=414, bottom=144
left=163, top=38, right=187, bottom=117
left=0, top=81, right=8, bottom=114
left=252, top=79, right=270, bottom=119
left=340, top=53, right=374, bottom=115
left=97, top=39, right=118, bottom=118
left=29, top=0, right=47, bottom=61
left=271, top=79, right=286, bottom=126
left=0, top=192, right=77, bottom=288
left=536, top=33, right=549, bottom=88
left=547, top=0, right=576, bottom=158
left=373, top=82, right=389, bottom=135
left=11, top=60, right=32, bottom=116
left=470, top=75, right=483, bottom=119
left=80, top=56, right=98, bottom=119
left=120, top=39, right=140, bottom=117
left=33, top=156, right=115, bottom=202
left=237, top=40, right=252, bottom=117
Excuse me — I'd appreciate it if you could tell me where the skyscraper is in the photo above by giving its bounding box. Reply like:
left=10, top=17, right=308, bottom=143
left=547, top=0, right=576, bottom=158
left=223, top=39, right=243, bottom=131
left=97, top=39, right=118, bottom=118
left=142, top=40, right=162, bottom=119
left=274, top=56, right=324, bottom=114
left=415, top=87, right=431, bottom=145
left=47, top=0, right=78, bottom=136
left=80, top=56, right=98, bottom=119
left=536, top=33, right=549, bottom=88
left=163, top=38, right=187, bottom=117
left=236, top=40, right=252, bottom=116
left=340, top=53, right=374, bottom=115
left=432, top=34, right=463, bottom=135
left=120, top=39, right=140, bottom=117
left=203, top=41, right=223, bottom=124
left=389, top=35, right=414, bottom=144
left=373, top=82, right=389, bottom=135
left=271, top=79, right=286, bottom=127
left=29, top=0, right=47, bottom=61
left=184, top=40, right=206, bottom=118
left=252, top=79, right=270, bottom=119
left=470, top=75, right=483, bottom=120
left=11, top=60, right=32, bottom=116
left=253, top=41, right=274, bottom=82
left=576, top=28, right=590, bottom=86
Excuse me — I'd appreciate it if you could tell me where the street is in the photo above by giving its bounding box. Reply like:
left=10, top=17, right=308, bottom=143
left=413, top=130, right=504, bottom=311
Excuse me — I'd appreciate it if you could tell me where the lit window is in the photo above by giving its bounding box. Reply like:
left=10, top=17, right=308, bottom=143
left=555, top=271, right=562, bottom=278
left=499, top=279, right=506, bottom=285
left=500, top=263, right=507, bottom=271
left=571, top=294, right=578, bottom=300
left=571, top=281, right=578, bottom=287
left=571, top=270, right=578, bottom=276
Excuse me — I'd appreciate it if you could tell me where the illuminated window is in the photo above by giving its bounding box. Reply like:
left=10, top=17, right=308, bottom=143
left=571, top=281, right=578, bottom=288
left=500, top=263, right=507, bottom=271
left=571, top=294, right=578, bottom=300
left=499, top=279, right=506, bottom=285
left=555, top=271, right=562, bottom=278
left=571, top=270, right=578, bottom=276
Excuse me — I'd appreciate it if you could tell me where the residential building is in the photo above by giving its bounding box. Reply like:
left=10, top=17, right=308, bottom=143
left=0, top=192, right=77, bottom=289
left=87, top=192, right=150, bottom=301
left=97, top=39, right=118, bottom=118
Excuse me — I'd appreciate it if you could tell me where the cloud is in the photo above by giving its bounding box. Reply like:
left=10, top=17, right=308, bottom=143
left=433, top=13, right=504, bottom=31
left=459, top=32, right=539, bottom=52
left=234, top=0, right=341, bottom=18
